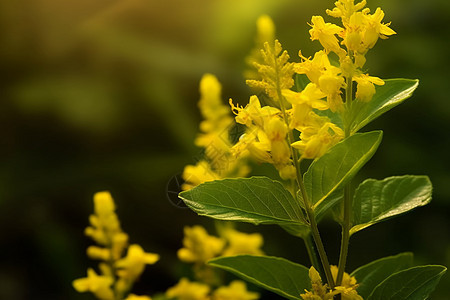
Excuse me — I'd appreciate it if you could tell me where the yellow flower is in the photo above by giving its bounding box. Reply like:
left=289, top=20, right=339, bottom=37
left=85, top=192, right=123, bottom=246
left=182, top=161, right=221, bottom=191
left=246, top=40, right=294, bottom=103
left=330, top=265, right=358, bottom=290
left=301, top=266, right=363, bottom=300
left=245, top=15, right=276, bottom=80
left=221, top=228, right=264, bottom=257
left=94, top=191, right=116, bottom=217
left=309, top=16, right=345, bottom=56
left=125, top=294, right=152, bottom=300
left=87, top=246, right=111, bottom=261
left=177, top=225, right=225, bottom=264
left=283, top=84, right=328, bottom=131
left=362, top=8, right=396, bottom=49
left=73, top=268, right=114, bottom=300
left=166, top=278, right=211, bottom=300
left=198, top=74, right=232, bottom=127
left=212, top=281, right=259, bottom=300
left=353, top=74, right=384, bottom=102
left=292, top=122, right=344, bottom=160
left=115, top=244, right=160, bottom=281
left=326, top=0, right=367, bottom=23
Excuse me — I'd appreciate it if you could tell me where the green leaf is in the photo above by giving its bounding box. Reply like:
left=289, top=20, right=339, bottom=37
left=209, top=255, right=310, bottom=300
left=351, top=79, right=419, bottom=134
left=351, top=253, right=414, bottom=299
left=304, top=131, right=383, bottom=209
left=350, top=175, right=432, bottom=235
left=179, top=176, right=306, bottom=225
left=280, top=223, right=310, bottom=238
left=368, top=265, right=447, bottom=300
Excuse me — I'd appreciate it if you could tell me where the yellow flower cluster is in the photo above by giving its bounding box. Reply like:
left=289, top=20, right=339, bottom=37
left=300, top=266, right=362, bottom=300
left=306, top=0, right=395, bottom=103
left=245, top=15, right=275, bottom=80
left=230, top=0, right=394, bottom=165
left=166, top=278, right=259, bottom=300
left=73, top=192, right=159, bottom=300
left=182, top=74, right=250, bottom=190
left=178, top=224, right=264, bottom=265
left=170, top=225, right=263, bottom=299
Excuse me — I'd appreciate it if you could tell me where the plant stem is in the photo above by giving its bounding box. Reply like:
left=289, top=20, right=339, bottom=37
left=336, top=184, right=351, bottom=285
left=304, top=233, right=322, bottom=274
left=273, top=47, right=335, bottom=288
left=336, top=73, right=354, bottom=286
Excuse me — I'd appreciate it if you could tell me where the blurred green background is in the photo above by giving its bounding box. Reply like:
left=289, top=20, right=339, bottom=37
left=1, top=0, right=449, bottom=299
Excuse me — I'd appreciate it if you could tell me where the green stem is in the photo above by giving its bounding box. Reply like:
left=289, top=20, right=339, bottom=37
left=273, top=48, right=335, bottom=288
left=336, top=184, right=351, bottom=285
left=304, top=233, right=321, bottom=273
left=336, top=73, right=354, bottom=286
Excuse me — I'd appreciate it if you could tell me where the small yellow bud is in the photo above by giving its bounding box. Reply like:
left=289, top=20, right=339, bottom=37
left=278, top=164, right=296, bottom=180
left=265, top=117, right=287, bottom=141
left=309, top=266, right=322, bottom=285
left=87, top=246, right=111, bottom=261
left=125, top=294, right=152, bottom=300
left=166, top=278, right=210, bottom=300
left=177, top=225, right=225, bottom=264
left=221, top=228, right=264, bottom=257
left=354, top=74, right=384, bottom=102
left=72, top=268, right=114, bottom=300
left=94, top=191, right=115, bottom=217
left=256, top=15, right=275, bottom=44
left=116, top=244, right=160, bottom=281
left=212, top=280, right=259, bottom=300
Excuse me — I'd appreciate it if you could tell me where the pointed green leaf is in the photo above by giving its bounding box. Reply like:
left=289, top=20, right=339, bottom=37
left=280, top=223, right=310, bottom=238
left=179, top=177, right=306, bottom=225
left=304, top=131, right=383, bottom=209
left=368, top=265, right=447, bottom=300
left=350, top=175, right=432, bottom=235
left=209, top=255, right=310, bottom=300
left=351, top=79, right=419, bottom=134
left=351, top=253, right=414, bottom=299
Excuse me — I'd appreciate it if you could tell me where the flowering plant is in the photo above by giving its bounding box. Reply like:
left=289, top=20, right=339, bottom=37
left=73, top=1, right=447, bottom=299
left=178, top=0, right=447, bottom=299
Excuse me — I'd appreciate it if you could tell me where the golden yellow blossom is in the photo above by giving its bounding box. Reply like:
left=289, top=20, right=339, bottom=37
left=294, top=52, right=345, bottom=112
left=326, top=0, right=367, bottom=23
left=115, top=244, right=159, bottom=281
left=301, top=266, right=363, bottom=300
left=246, top=40, right=294, bottom=103
left=87, top=246, right=111, bottom=261
left=362, top=8, right=396, bottom=49
left=166, top=278, right=211, bottom=300
left=230, top=96, right=281, bottom=129
left=283, top=84, right=329, bottom=132
left=292, top=122, right=344, bottom=160
left=353, top=74, right=384, bottom=102
left=74, top=192, right=160, bottom=300
left=73, top=268, right=114, bottom=300
left=182, top=161, right=221, bottom=191
left=125, top=294, right=152, bottom=300
left=212, top=281, right=259, bottom=300
left=196, top=74, right=232, bottom=152
left=245, top=15, right=276, bottom=80
left=182, top=74, right=251, bottom=191
left=309, top=16, right=345, bottom=56
left=178, top=225, right=225, bottom=264
left=84, top=192, right=126, bottom=253
left=221, top=228, right=264, bottom=257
